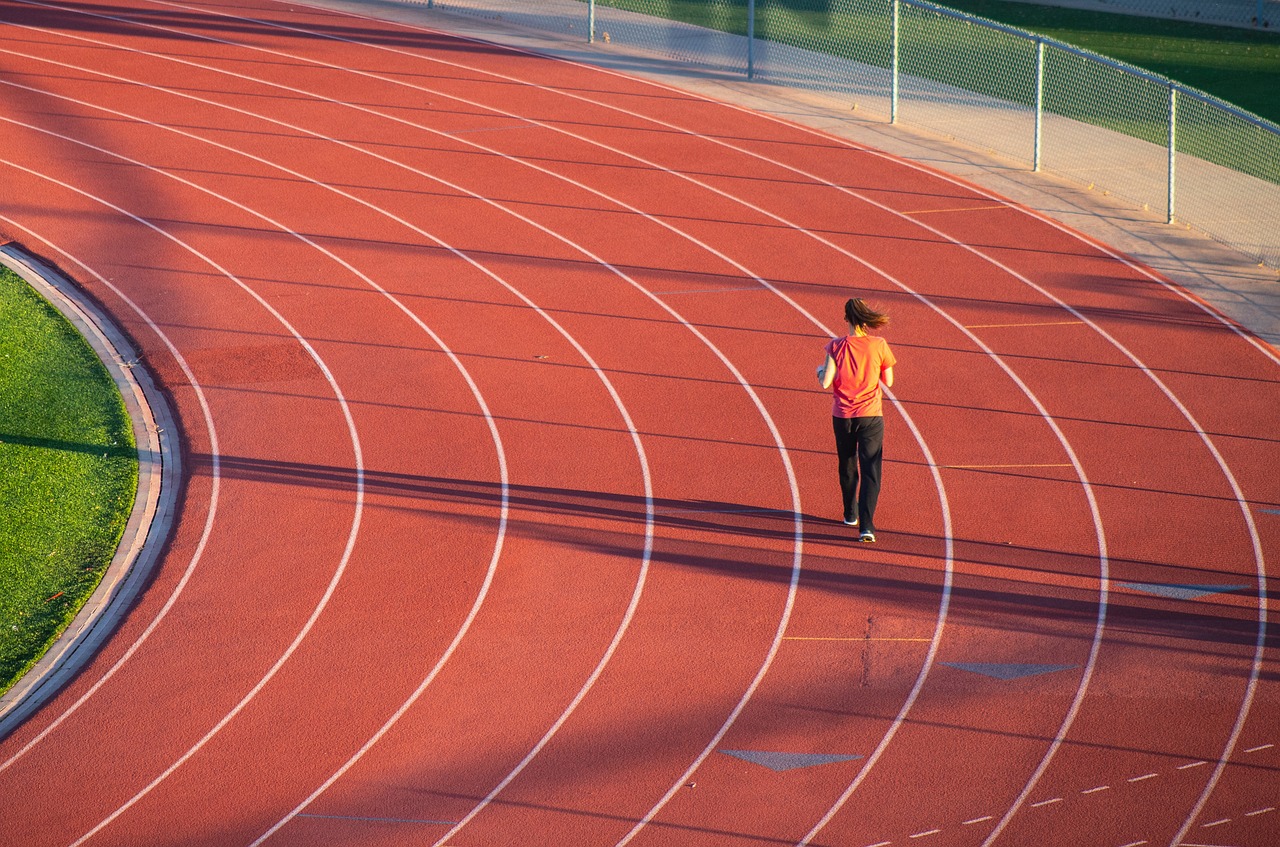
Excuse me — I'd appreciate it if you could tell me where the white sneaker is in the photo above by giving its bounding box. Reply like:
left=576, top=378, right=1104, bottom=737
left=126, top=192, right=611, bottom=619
left=859, top=531, right=876, bottom=543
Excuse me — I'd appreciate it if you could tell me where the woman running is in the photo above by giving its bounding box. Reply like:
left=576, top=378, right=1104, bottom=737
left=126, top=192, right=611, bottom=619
left=817, top=297, right=896, bottom=542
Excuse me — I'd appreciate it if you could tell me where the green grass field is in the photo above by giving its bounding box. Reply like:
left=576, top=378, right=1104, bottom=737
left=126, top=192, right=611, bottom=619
left=0, top=265, right=138, bottom=697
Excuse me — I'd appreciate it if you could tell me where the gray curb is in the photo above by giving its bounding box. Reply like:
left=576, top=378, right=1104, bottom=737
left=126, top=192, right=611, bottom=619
left=0, top=244, right=180, bottom=739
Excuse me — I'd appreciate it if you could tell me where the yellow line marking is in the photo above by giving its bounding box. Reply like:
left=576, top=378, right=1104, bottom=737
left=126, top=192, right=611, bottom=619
left=964, top=320, right=1085, bottom=328
left=902, top=204, right=1002, bottom=215
left=783, top=636, right=933, bottom=642
left=943, top=463, right=1072, bottom=469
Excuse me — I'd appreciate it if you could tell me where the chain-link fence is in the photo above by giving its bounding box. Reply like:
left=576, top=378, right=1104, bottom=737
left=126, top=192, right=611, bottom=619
left=416, top=0, right=1280, bottom=269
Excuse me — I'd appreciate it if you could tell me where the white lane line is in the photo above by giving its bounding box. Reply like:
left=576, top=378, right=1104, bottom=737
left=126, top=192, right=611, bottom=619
left=1082, top=785, right=1110, bottom=794
left=963, top=816, right=994, bottom=826
left=1, top=14, right=788, bottom=845
left=0, top=217, right=221, bottom=777
left=909, top=829, right=941, bottom=838
left=1030, top=797, right=1063, bottom=808
left=1245, top=806, right=1275, bottom=816
left=1128, top=773, right=1159, bottom=783
left=1179, top=761, right=1210, bottom=770
left=1200, top=818, right=1231, bottom=827
left=1244, top=743, right=1273, bottom=753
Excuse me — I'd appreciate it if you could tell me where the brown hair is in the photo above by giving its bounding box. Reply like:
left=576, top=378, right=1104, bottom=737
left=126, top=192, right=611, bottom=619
left=844, top=297, right=889, bottom=330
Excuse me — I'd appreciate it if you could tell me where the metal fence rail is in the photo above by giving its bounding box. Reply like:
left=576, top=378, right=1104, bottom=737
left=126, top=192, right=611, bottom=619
left=419, top=0, right=1280, bottom=269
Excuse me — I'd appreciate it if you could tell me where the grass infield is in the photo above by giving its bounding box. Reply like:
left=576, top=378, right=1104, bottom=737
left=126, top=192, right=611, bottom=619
left=0, top=264, right=138, bottom=698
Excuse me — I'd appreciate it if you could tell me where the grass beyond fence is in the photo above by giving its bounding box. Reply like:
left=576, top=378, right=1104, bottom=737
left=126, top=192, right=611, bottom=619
left=594, top=0, right=1280, bottom=185
left=0, top=265, right=138, bottom=698
left=936, top=0, right=1280, bottom=126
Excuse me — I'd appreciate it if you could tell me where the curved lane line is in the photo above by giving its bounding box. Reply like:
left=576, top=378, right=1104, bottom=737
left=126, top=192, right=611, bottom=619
left=0, top=22, right=660, bottom=840
left=0, top=216, right=221, bottom=775
left=0, top=16, right=807, bottom=840
left=0, top=87, right=521, bottom=842
left=0, top=154, right=367, bottom=846
left=17, top=1, right=1059, bottom=834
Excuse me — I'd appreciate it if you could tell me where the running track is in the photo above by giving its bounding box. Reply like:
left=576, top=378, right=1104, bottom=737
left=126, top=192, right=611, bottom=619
left=0, top=1, right=1277, bottom=844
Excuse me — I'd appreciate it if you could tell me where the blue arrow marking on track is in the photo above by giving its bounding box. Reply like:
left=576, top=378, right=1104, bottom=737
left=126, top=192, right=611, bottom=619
left=720, top=750, right=863, bottom=772
left=1118, top=582, right=1250, bottom=601
left=941, top=662, right=1077, bottom=680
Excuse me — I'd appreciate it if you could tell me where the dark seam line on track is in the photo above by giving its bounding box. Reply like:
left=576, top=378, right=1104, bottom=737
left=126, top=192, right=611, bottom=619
left=295, top=813, right=459, bottom=825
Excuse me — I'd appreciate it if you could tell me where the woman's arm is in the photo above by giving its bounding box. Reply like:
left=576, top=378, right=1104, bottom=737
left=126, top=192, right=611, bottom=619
left=881, top=365, right=894, bottom=388
left=819, top=355, right=837, bottom=389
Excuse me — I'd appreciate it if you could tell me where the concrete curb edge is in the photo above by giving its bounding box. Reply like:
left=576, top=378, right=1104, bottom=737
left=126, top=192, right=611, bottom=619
left=0, top=244, right=180, bottom=739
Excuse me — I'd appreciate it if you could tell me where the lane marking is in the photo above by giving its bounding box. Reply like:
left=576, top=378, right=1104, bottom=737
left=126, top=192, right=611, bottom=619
left=1030, top=797, right=1063, bottom=808
left=1245, top=743, right=1274, bottom=753
left=1082, top=785, right=1110, bottom=794
left=909, top=830, right=941, bottom=838
left=1200, top=818, right=1231, bottom=827
left=1245, top=806, right=1275, bottom=816
left=1128, top=773, right=1159, bottom=782
left=963, top=816, right=994, bottom=825
left=1179, top=760, right=1210, bottom=770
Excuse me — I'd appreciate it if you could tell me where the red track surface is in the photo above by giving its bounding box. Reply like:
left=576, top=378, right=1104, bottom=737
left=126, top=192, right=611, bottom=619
left=0, top=1, right=1277, bottom=845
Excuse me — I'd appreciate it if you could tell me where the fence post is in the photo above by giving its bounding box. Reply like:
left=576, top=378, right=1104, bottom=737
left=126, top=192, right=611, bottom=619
left=1167, top=83, right=1177, bottom=224
left=891, top=0, right=900, bottom=124
left=588, top=0, right=595, bottom=43
left=748, top=0, right=756, bottom=79
left=1033, top=38, right=1044, bottom=172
